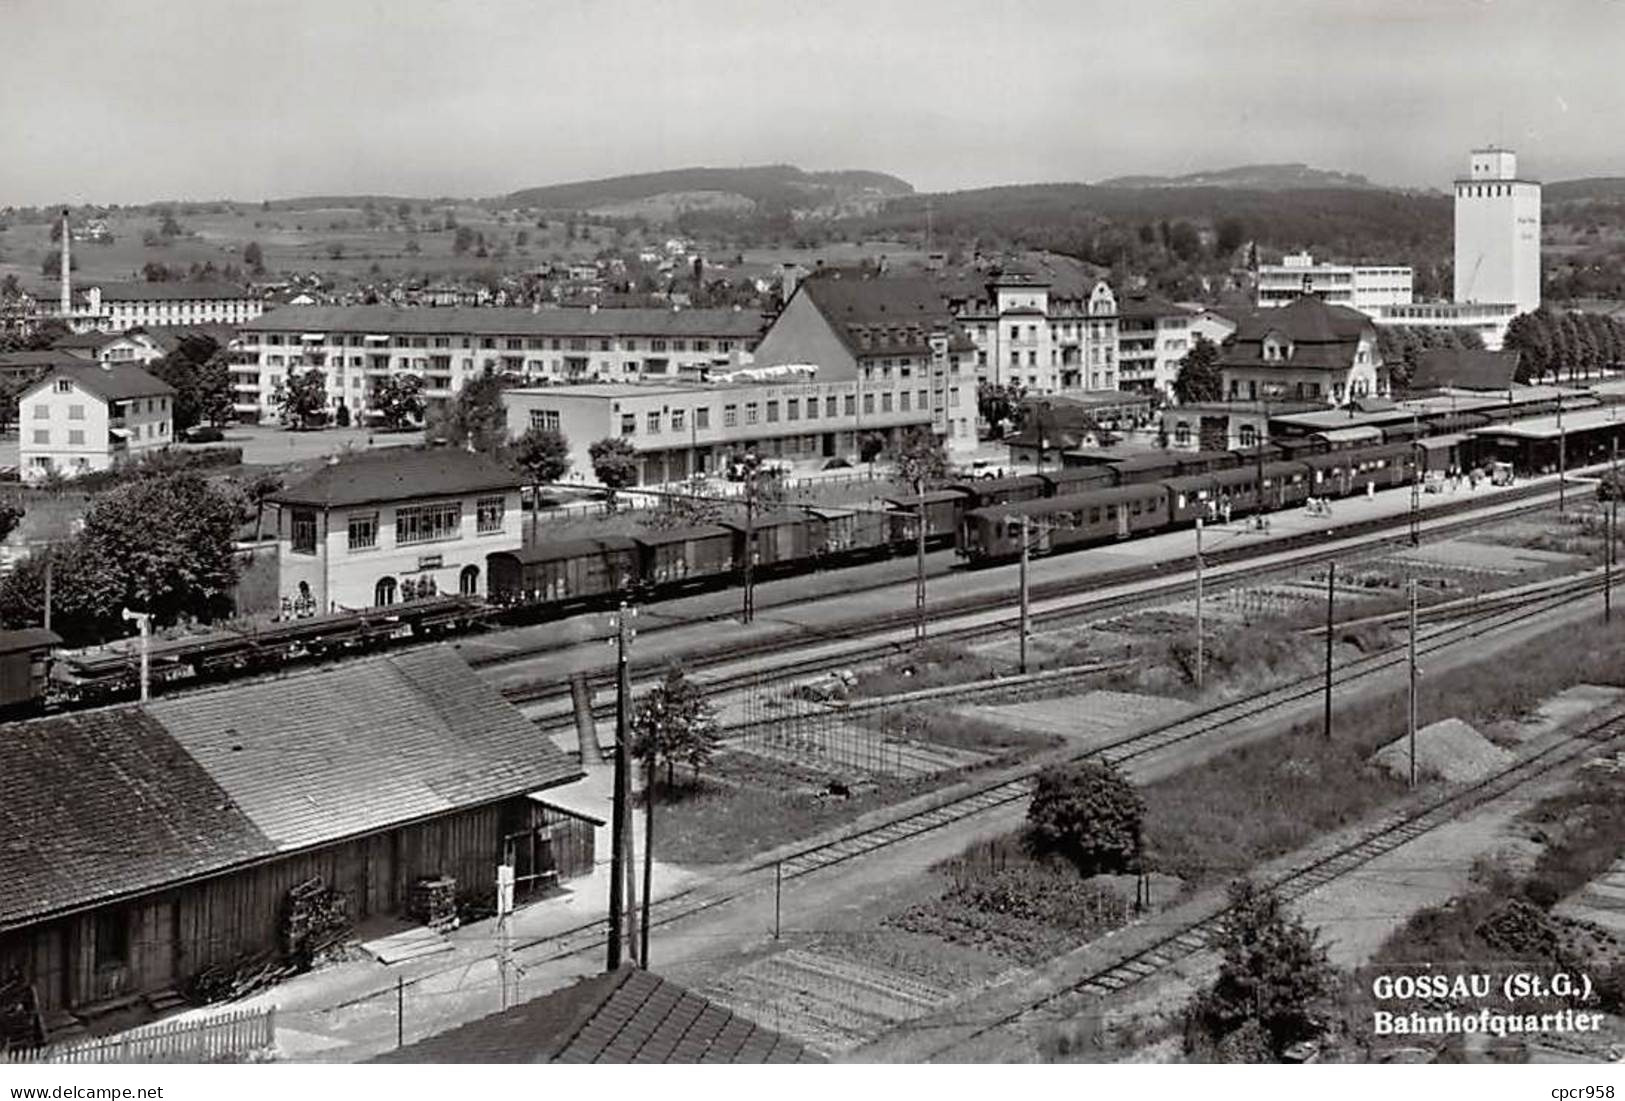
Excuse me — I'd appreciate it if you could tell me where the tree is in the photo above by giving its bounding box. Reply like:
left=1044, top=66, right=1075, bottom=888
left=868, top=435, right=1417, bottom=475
left=1023, top=759, right=1145, bottom=876
left=0, top=376, right=20, bottom=434
left=453, top=225, right=476, bottom=255
left=159, top=212, right=183, bottom=238
left=1173, top=333, right=1223, bottom=404
left=1215, top=217, right=1247, bottom=259
left=893, top=426, right=949, bottom=493
left=630, top=666, right=721, bottom=788
left=243, top=241, right=265, bottom=274
left=277, top=368, right=329, bottom=430
left=240, top=471, right=283, bottom=547
left=510, top=425, right=572, bottom=541
left=149, top=335, right=233, bottom=432
left=0, top=501, right=24, bottom=544
left=1185, top=881, right=1339, bottom=1061
left=588, top=436, right=639, bottom=508
left=977, top=381, right=1026, bottom=438
left=424, top=372, right=509, bottom=454
left=858, top=431, right=886, bottom=474
left=372, top=373, right=425, bottom=430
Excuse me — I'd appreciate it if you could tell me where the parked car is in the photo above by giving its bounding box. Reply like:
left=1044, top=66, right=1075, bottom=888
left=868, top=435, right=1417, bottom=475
left=182, top=425, right=225, bottom=443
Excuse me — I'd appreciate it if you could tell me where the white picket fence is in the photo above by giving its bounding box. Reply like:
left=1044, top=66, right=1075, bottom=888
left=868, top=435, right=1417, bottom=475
left=2, top=1006, right=276, bottom=1065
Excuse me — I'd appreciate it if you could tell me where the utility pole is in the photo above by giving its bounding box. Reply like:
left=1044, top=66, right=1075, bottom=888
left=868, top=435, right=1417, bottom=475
left=496, top=853, right=514, bottom=1009
left=42, top=558, right=52, bottom=634
left=1194, top=518, right=1204, bottom=691
left=1410, top=416, right=1422, bottom=547
left=1558, top=393, right=1567, bottom=515
left=121, top=608, right=151, bottom=703
left=1324, top=561, right=1335, bottom=741
left=606, top=602, right=632, bottom=971
left=640, top=746, right=654, bottom=967
left=1611, top=440, right=1619, bottom=624
left=1018, top=513, right=1031, bottom=675
left=1408, top=578, right=1418, bottom=790
left=914, top=477, right=927, bottom=643
left=742, top=468, right=756, bottom=624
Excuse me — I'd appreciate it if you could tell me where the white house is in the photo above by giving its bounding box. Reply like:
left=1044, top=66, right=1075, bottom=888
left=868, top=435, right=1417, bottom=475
left=269, top=448, right=523, bottom=614
left=18, top=363, right=174, bottom=481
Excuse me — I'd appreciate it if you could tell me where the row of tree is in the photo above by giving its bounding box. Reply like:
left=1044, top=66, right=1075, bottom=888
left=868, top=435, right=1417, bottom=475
left=1502, top=306, right=1625, bottom=383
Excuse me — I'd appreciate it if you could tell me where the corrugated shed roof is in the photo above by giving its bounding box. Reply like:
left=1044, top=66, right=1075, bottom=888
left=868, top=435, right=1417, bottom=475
left=241, top=304, right=766, bottom=339
left=272, top=448, right=520, bottom=508
left=376, top=967, right=820, bottom=1063
left=0, top=709, right=273, bottom=929
left=0, top=648, right=579, bottom=928
left=149, top=648, right=579, bottom=852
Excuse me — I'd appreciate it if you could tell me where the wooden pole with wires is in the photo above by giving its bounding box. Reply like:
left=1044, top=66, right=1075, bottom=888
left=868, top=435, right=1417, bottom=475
left=1194, top=518, right=1204, bottom=691
left=914, top=478, right=927, bottom=643
left=1611, top=440, right=1619, bottom=624
left=606, top=603, right=631, bottom=970
left=1018, top=512, right=1030, bottom=675
left=1324, top=561, right=1335, bottom=740
left=1408, top=578, right=1419, bottom=789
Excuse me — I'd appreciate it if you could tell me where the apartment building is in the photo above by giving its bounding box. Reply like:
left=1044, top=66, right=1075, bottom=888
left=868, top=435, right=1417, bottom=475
left=505, top=371, right=964, bottom=487
left=270, top=448, right=522, bottom=612
left=1116, top=293, right=1193, bottom=395
left=236, top=305, right=766, bottom=423
left=946, top=274, right=1123, bottom=393
left=18, top=363, right=174, bottom=481
left=1256, top=251, right=1414, bottom=314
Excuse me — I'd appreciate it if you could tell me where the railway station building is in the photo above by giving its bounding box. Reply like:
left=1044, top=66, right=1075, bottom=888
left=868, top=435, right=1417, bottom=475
left=269, top=447, right=522, bottom=614
left=1218, top=295, right=1391, bottom=407
left=0, top=648, right=589, bottom=1029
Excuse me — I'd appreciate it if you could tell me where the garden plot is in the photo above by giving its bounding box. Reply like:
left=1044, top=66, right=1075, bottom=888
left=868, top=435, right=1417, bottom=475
left=700, top=946, right=957, bottom=1055
left=1555, top=859, right=1625, bottom=937
left=1384, top=538, right=1580, bottom=577
left=737, top=716, right=996, bottom=778
left=958, top=690, right=1189, bottom=750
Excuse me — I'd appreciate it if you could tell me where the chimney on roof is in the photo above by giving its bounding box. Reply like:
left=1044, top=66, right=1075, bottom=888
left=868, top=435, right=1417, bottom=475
left=59, top=210, right=71, bottom=317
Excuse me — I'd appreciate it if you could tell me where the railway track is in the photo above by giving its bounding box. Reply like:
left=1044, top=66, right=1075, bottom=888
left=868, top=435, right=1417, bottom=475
left=515, top=483, right=1578, bottom=731
left=922, top=692, right=1625, bottom=1061
left=328, top=567, right=1605, bottom=1018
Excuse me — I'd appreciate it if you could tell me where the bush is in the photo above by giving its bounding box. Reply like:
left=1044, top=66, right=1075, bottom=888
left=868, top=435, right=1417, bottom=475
left=1024, top=760, right=1145, bottom=876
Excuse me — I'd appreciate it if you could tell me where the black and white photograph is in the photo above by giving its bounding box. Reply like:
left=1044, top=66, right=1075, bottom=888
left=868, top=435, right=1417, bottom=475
left=3, top=0, right=1625, bottom=1085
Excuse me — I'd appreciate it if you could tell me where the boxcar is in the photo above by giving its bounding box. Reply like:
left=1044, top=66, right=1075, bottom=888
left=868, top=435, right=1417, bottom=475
left=1108, top=453, right=1183, bottom=486
left=722, top=510, right=808, bottom=569
left=946, top=474, right=1046, bottom=510
left=633, top=525, right=735, bottom=589
left=804, top=507, right=857, bottom=557
left=887, top=490, right=966, bottom=550
left=1039, top=467, right=1116, bottom=498
left=0, top=628, right=60, bottom=711
left=486, top=536, right=641, bottom=606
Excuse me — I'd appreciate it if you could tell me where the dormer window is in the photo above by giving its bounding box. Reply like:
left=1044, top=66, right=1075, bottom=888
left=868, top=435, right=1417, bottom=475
left=55, top=379, right=72, bottom=393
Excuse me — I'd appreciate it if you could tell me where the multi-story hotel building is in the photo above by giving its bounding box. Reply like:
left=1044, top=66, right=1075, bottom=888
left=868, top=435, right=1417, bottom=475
left=1256, top=251, right=1414, bottom=314
left=235, top=305, right=767, bottom=423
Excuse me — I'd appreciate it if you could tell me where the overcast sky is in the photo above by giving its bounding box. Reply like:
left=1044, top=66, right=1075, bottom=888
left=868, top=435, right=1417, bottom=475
left=2, top=0, right=1622, bottom=206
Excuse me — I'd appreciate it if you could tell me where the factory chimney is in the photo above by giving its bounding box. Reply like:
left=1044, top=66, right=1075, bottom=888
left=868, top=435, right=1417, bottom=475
left=58, top=210, right=74, bottom=318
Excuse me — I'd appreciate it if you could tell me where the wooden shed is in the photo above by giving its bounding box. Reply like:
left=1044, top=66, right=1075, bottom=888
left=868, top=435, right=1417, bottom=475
left=0, top=647, right=585, bottom=1031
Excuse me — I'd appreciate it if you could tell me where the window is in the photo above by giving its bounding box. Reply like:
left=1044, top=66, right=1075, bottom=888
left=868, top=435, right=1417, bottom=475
left=826, top=396, right=838, bottom=418
left=651, top=339, right=667, bottom=352
left=805, top=399, right=817, bottom=421
left=375, top=576, right=397, bottom=606
left=55, top=379, right=72, bottom=393
left=766, top=401, right=779, bottom=423
left=348, top=512, right=378, bottom=551
left=476, top=496, right=505, bottom=534
left=863, top=393, right=874, bottom=414
left=31, top=429, right=47, bottom=444
left=68, top=429, right=83, bottom=446
left=845, top=395, right=856, bottom=416
left=786, top=398, right=799, bottom=421
left=723, top=404, right=737, bottom=427
left=396, top=502, right=462, bottom=545
left=900, top=391, right=910, bottom=412
left=647, top=411, right=661, bottom=434
left=621, top=414, right=636, bottom=436
left=32, top=405, right=47, bottom=420
left=745, top=402, right=759, bottom=425
left=529, top=409, right=561, bottom=433
left=671, top=409, right=685, bottom=433
left=696, top=407, right=710, bottom=430
left=291, top=509, right=318, bottom=554
left=881, top=392, right=893, bottom=413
